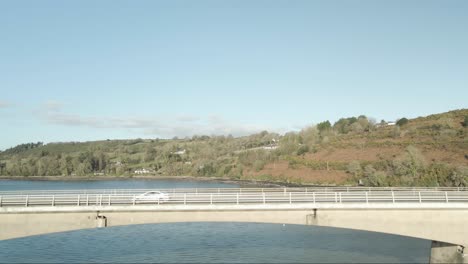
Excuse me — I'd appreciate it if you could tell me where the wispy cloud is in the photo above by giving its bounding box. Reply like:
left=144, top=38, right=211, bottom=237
left=43, top=100, right=63, bottom=112
left=0, top=101, right=11, bottom=108
left=39, top=104, right=280, bottom=138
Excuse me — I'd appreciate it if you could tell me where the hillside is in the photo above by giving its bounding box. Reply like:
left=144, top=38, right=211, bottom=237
left=1, top=109, right=467, bottom=187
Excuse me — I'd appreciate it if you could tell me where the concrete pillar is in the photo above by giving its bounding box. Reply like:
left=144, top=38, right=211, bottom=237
left=96, top=215, right=107, bottom=228
left=430, top=241, right=466, bottom=264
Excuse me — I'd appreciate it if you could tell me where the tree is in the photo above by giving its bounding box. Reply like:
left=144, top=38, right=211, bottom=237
left=463, top=116, right=468, bottom=128
left=0, top=162, right=6, bottom=175
left=364, top=165, right=387, bottom=186
left=333, top=117, right=358, bottom=134
left=300, top=126, right=319, bottom=148
left=392, top=146, right=426, bottom=184
left=296, top=145, right=309, bottom=156
left=317, top=121, right=331, bottom=132
left=396, top=118, right=409, bottom=126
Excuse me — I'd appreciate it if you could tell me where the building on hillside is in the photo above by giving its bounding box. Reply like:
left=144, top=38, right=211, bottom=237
left=262, top=144, right=278, bottom=150
left=134, top=168, right=153, bottom=174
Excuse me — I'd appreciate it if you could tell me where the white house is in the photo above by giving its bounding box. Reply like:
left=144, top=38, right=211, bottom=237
left=134, top=168, right=153, bottom=174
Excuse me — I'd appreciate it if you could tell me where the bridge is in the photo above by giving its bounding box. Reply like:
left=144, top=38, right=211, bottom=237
left=1, top=187, right=467, bottom=263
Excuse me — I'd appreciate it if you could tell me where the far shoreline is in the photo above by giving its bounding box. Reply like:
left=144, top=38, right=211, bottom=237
left=0, top=175, right=286, bottom=188
left=0, top=175, right=341, bottom=188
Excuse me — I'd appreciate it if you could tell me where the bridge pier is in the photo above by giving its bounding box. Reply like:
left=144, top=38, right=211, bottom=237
left=96, top=214, right=107, bottom=228
left=430, top=241, right=466, bottom=264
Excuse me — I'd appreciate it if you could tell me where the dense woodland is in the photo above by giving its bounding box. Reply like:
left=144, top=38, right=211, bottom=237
left=1, top=109, right=467, bottom=187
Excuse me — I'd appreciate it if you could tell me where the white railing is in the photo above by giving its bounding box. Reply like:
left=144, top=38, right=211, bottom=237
left=1, top=190, right=468, bottom=207
left=0, top=187, right=467, bottom=196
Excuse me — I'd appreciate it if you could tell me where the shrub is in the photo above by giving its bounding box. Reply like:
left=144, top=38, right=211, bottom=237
left=449, top=166, right=468, bottom=187
left=347, top=161, right=362, bottom=177
left=463, top=116, right=468, bottom=128
left=296, top=145, right=309, bottom=156
left=253, top=160, right=266, bottom=172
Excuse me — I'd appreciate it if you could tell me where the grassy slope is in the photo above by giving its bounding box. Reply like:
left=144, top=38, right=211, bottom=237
left=245, top=109, right=467, bottom=185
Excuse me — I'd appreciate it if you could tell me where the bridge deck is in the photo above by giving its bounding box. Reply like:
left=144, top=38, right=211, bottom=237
left=1, top=189, right=468, bottom=208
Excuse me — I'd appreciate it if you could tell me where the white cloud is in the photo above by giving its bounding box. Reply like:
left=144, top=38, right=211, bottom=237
left=0, top=101, right=11, bottom=108
left=43, top=100, right=63, bottom=112
left=39, top=106, right=281, bottom=138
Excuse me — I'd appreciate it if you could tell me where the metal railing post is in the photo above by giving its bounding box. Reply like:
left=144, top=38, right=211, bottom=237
left=289, top=192, right=292, bottom=204
left=445, top=192, right=449, bottom=203
left=335, top=193, right=338, bottom=203
left=25, top=195, right=29, bottom=207
left=263, top=193, right=266, bottom=204
left=77, top=195, right=80, bottom=206
left=132, top=195, right=135, bottom=206
left=52, top=195, right=55, bottom=206
left=365, top=192, right=368, bottom=203
left=339, top=192, right=342, bottom=203
left=392, top=191, right=395, bottom=203
left=86, top=195, right=89, bottom=206
left=210, top=194, right=213, bottom=205
left=418, top=192, right=421, bottom=203
left=313, top=192, right=316, bottom=204
left=108, top=195, right=111, bottom=206
left=184, top=194, right=186, bottom=205
left=99, top=194, right=102, bottom=206
left=0, top=195, right=2, bottom=207
left=236, top=193, right=239, bottom=205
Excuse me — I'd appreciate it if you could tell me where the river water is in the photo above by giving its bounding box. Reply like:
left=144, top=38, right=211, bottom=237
left=0, top=179, right=430, bottom=263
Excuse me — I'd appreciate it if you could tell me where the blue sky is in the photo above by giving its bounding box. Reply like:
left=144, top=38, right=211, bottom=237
left=1, top=0, right=467, bottom=150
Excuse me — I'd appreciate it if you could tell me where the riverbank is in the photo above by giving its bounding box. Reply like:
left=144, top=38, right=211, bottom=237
left=0, top=175, right=297, bottom=187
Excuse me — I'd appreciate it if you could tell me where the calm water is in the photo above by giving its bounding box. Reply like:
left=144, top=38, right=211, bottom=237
left=0, top=180, right=430, bottom=263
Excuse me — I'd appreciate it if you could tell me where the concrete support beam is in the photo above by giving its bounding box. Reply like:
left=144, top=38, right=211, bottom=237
left=1, top=205, right=467, bottom=264
left=430, top=241, right=466, bottom=264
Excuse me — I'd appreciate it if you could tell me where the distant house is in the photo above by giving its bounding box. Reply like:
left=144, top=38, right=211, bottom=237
left=262, top=139, right=279, bottom=150
left=134, top=168, right=153, bottom=174
left=376, top=121, right=396, bottom=127
left=262, top=144, right=278, bottom=150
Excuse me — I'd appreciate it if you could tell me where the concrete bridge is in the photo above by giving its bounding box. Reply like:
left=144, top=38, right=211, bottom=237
left=1, top=187, right=467, bottom=263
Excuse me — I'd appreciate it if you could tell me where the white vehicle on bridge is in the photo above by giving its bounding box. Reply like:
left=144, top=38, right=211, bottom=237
left=132, top=191, right=169, bottom=203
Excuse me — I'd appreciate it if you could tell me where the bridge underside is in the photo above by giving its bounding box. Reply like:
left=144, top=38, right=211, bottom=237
left=0, top=207, right=466, bottom=245
left=1, top=207, right=467, bottom=263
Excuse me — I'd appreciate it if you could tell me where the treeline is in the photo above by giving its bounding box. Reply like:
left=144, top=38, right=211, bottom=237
left=0, top=151, right=112, bottom=177
left=0, top=132, right=278, bottom=177
left=1, top=142, right=43, bottom=155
